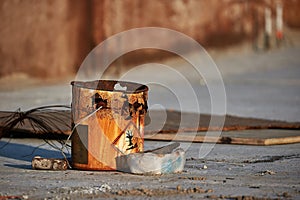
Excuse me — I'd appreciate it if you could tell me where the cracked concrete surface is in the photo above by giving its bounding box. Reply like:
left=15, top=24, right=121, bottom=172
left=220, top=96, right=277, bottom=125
left=0, top=139, right=299, bottom=199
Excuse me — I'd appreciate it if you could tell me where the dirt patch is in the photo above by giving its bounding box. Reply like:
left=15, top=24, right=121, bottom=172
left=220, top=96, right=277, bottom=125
left=113, top=186, right=213, bottom=197
left=207, top=195, right=282, bottom=200
left=243, top=154, right=300, bottom=164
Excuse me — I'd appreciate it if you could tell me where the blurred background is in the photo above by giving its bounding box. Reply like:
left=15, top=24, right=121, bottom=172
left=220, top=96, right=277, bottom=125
left=0, top=0, right=299, bottom=80
left=0, top=0, right=300, bottom=121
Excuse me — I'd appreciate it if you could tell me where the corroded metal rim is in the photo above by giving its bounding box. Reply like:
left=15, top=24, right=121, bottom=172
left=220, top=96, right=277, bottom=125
left=71, top=80, right=148, bottom=94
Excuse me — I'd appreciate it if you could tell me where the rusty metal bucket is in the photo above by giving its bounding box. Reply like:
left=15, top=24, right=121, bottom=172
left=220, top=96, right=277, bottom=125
left=71, top=80, right=148, bottom=170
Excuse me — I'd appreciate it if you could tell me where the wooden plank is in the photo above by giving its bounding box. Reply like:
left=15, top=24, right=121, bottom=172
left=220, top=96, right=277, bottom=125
left=144, top=130, right=300, bottom=146
left=1, top=110, right=300, bottom=138
left=1, top=109, right=300, bottom=145
left=145, top=110, right=300, bottom=133
left=264, top=136, right=300, bottom=145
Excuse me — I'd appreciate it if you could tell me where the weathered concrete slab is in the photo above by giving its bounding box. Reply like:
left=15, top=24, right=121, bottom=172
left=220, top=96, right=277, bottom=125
left=0, top=138, right=299, bottom=199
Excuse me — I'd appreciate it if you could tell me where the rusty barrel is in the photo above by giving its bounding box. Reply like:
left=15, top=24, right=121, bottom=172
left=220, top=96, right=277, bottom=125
left=71, top=80, right=148, bottom=170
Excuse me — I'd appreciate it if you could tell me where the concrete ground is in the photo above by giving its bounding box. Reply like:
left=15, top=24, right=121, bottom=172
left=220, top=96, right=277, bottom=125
left=0, top=139, right=300, bottom=199
left=0, top=38, right=300, bottom=199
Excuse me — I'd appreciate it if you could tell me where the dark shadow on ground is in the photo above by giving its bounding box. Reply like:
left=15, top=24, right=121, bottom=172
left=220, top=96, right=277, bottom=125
left=0, top=140, right=70, bottom=169
left=4, top=163, right=32, bottom=169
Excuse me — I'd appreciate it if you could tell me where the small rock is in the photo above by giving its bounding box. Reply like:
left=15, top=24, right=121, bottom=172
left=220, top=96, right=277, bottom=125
left=203, top=165, right=208, bottom=169
left=32, top=156, right=67, bottom=170
left=249, top=185, right=260, bottom=189
left=206, top=189, right=213, bottom=193
left=187, top=188, right=194, bottom=193
left=226, top=177, right=235, bottom=180
left=117, top=190, right=123, bottom=195
left=282, top=192, right=291, bottom=198
left=188, top=176, right=206, bottom=180
left=99, top=184, right=111, bottom=192
left=207, top=195, right=218, bottom=199
left=258, top=170, right=276, bottom=176
left=266, top=170, right=276, bottom=175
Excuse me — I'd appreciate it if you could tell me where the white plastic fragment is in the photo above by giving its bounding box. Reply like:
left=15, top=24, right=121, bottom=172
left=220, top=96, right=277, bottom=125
left=124, top=148, right=186, bottom=175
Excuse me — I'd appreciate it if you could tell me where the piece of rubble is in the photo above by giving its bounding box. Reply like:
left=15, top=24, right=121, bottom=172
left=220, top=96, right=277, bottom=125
left=258, top=170, right=276, bottom=176
left=32, top=156, right=68, bottom=170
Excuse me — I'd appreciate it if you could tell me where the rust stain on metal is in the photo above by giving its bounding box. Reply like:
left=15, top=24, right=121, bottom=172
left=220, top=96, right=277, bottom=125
left=71, top=80, right=148, bottom=171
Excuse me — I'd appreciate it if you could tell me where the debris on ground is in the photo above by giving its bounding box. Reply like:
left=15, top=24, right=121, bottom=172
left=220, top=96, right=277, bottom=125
left=257, top=170, right=276, bottom=176
left=53, top=184, right=111, bottom=195
left=178, top=176, right=206, bottom=181
left=31, top=156, right=68, bottom=170
left=113, top=186, right=213, bottom=197
left=206, top=195, right=281, bottom=200
left=120, top=143, right=186, bottom=175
